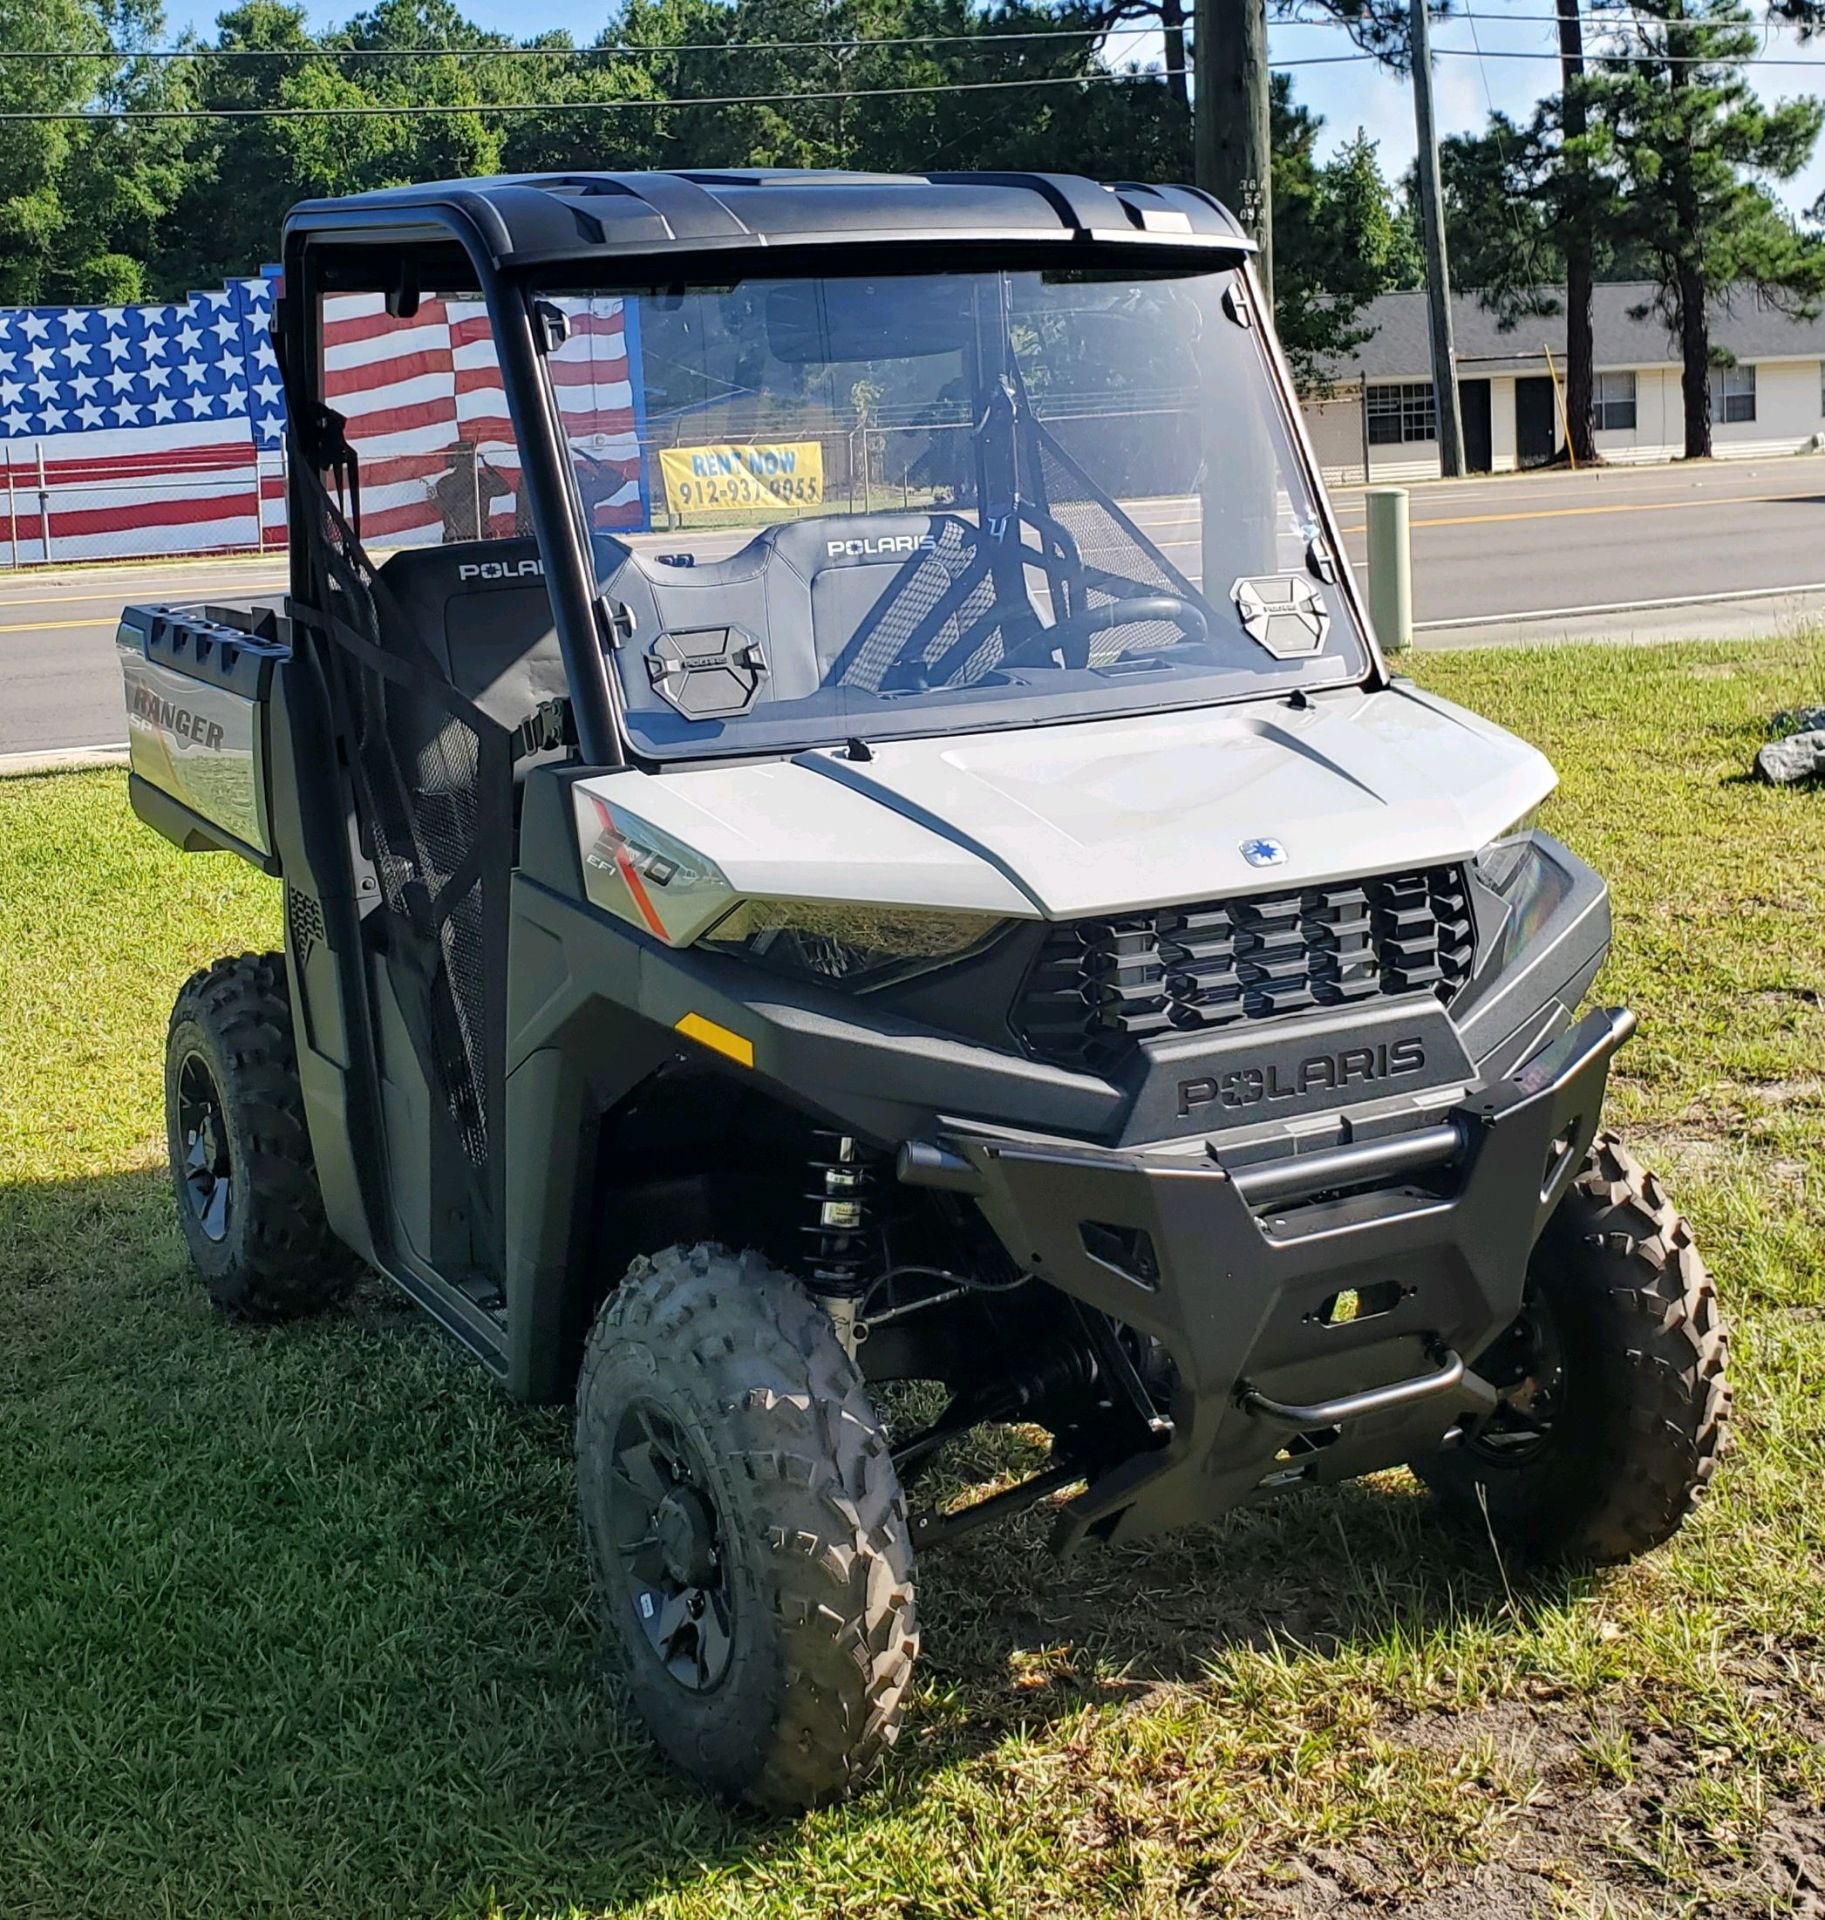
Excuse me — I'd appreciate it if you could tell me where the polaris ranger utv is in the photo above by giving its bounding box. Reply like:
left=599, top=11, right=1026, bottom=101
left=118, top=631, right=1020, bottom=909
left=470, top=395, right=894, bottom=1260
left=120, top=170, right=1728, bottom=1811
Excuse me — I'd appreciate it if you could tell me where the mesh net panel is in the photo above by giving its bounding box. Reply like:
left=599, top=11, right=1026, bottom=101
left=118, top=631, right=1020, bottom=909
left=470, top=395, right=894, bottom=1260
left=836, top=520, right=1014, bottom=693
left=311, top=477, right=506, bottom=1211
left=1034, top=424, right=1190, bottom=660
left=343, top=664, right=494, bottom=1170
left=437, top=876, right=491, bottom=1167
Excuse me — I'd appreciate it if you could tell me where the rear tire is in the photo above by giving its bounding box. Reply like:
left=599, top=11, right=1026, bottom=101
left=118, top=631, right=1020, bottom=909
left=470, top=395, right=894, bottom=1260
left=164, top=952, right=353, bottom=1320
left=1417, top=1131, right=1729, bottom=1563
left=576, top=1244, right=919, bottom=1810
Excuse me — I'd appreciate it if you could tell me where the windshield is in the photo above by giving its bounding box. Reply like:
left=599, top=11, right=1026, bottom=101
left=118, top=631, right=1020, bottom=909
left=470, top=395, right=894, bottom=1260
left=542, top=262, right=1369, bottom=760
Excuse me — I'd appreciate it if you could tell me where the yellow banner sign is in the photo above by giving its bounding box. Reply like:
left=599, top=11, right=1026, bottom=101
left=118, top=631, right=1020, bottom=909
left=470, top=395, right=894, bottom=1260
left=659, top=442, right=824, bottom=521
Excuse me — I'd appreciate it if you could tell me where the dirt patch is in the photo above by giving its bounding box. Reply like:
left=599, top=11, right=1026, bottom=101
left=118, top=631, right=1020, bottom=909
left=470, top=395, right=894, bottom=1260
left=1631, top=1132, right=1812, bottom=1199
left=1234, top=1703, right=1824, bottom=1919
left=1748, top=1078, right=1825, bottom=1109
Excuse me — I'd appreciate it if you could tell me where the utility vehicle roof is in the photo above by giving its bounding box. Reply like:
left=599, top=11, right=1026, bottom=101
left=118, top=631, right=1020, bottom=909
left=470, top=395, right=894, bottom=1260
left=282, top=169, right=1252, bottom=272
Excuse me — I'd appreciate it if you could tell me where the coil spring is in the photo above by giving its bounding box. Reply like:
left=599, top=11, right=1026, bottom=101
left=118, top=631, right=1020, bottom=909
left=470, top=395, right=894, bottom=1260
left=802, top=1131, right=872, bottom=1298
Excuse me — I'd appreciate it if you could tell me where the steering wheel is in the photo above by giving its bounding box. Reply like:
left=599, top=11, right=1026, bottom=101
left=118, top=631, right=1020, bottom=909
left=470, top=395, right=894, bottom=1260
left=996, top=592, right=1210, bottom=673
left=911, top=590, right=1209, bottom=690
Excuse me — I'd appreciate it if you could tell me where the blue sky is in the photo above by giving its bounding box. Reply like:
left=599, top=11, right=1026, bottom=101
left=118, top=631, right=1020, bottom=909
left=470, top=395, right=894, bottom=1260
left=165, top=0, right=1825, bottom=225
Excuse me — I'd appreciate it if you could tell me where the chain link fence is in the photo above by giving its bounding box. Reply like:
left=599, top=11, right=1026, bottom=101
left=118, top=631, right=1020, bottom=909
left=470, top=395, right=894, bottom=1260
left=0, top=449, right=288, bottom=569
left=0, top=389, right=1411, bottom=568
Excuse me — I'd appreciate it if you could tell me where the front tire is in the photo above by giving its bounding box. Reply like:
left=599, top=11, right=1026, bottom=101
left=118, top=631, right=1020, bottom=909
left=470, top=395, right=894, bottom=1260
left=1417, top=1132, right=1729, bottom=1563
left=576, top=1244, right=919, bottom=1811
left=164, top=952, right=352, bottom=1320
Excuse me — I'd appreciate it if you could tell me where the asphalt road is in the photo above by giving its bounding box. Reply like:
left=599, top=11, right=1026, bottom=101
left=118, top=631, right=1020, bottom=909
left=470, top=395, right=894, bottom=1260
left=6, top=458, right=1824, bottom=758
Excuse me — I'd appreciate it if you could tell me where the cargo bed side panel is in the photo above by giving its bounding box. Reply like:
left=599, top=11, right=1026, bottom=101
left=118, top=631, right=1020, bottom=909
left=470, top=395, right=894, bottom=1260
left=117, top=603, right=286, bottom=865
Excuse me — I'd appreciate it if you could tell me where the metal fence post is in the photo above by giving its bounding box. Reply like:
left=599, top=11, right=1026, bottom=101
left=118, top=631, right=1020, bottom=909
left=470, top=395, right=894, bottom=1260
left=1365, top=486, right=1412, bottom=653
left=1359, top=371, right=1372, bottom=485
left=254, top=453, right=266, bottom=552
left=35, top=441, right=52, bottom=564
left=5, top=462, right=14, bottom=568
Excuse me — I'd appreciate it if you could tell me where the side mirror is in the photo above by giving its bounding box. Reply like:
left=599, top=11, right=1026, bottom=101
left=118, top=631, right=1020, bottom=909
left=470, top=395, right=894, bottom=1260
left=533, top=299, right=572, bottom=354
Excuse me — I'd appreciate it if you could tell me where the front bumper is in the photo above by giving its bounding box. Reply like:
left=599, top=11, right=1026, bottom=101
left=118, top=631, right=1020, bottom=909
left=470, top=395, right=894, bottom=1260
left=932, top=1003, right=1633, bottom=1547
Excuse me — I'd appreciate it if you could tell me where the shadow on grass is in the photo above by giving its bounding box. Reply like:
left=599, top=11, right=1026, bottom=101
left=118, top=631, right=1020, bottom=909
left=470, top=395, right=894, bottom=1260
left=0, top=1169, right=1591, bottom=1920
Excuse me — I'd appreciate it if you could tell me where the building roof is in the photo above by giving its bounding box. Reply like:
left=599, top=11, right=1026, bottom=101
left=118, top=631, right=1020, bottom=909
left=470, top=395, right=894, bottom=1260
left=1332, top=280, right=1825, bottom=382
left=281, top=170, right=1253, bottom=271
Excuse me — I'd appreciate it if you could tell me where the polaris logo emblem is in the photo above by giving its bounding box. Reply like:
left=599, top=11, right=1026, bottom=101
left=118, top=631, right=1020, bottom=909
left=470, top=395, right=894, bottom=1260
left=825, top=535, right=937, bottom=560
left=128, top=683, right=225, bottom=750
left=1177, top=1038, right=1428, bottom=1116
left=457, top=557, right=545, bottom=581
left=1239, top=837, right=1287, bottom=869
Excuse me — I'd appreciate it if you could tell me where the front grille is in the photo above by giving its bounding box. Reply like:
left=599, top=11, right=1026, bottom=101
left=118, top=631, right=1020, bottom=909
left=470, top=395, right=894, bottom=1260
left=1015, top=866, right=1475, bottom=1071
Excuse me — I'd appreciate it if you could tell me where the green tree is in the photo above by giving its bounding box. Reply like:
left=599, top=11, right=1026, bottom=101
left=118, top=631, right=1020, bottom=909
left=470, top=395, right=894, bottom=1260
left=1436, top=119, right=1565, bottom=299
left=154, top=1, right=317, bottom=291
left=0, top=0, right=190, bottom=303
left=1585, top=0, right=1825, bottom=457
left=75, top=0, right=1399, bottom=341
left=1272, top=75, right=1419, bottom=389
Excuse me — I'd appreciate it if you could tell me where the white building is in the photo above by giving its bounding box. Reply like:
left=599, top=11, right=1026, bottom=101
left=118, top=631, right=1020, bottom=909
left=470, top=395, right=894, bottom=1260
left=1300, top=280, right=1825, bottom=483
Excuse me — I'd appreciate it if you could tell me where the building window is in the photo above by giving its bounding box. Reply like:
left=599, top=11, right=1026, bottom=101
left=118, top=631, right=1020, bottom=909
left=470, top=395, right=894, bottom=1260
left=1708, top=363, right=1756, bottom=425
left=1594, top=370, right=1637, bottom=432
left=1367, top=382, right=1438, bottom=445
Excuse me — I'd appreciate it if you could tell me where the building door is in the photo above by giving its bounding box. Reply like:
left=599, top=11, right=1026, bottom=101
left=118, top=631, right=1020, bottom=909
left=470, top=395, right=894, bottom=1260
left=1461, top=379, right=1493, bottom=473
left=1516, top=377, right=1559, bottom=467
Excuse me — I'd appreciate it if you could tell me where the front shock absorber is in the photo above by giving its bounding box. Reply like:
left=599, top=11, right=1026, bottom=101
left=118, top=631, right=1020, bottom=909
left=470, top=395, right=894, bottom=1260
left=803, top=1131, right=872, bottom=1357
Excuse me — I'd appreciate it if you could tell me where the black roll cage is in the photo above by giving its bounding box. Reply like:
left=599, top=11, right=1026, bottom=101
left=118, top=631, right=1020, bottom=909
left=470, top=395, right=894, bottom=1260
left=278, top=208, right=1389, bottom=776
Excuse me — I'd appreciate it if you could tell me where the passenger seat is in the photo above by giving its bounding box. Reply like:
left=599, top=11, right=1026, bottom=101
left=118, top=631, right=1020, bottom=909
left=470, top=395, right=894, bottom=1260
left=376, top=538, right=569, bottom=743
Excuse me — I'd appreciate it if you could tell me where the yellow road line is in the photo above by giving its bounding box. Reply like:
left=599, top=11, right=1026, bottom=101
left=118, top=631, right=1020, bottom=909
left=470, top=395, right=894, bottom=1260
left=0, top=616, right=119, bottom=634
left=0, top=577, right=282, bottom=611
left=1400, top=486, right=1825, bottom=532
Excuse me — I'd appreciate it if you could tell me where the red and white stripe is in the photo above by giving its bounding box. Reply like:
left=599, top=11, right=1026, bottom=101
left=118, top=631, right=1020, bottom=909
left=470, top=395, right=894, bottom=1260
left=322, top=291, right=643, bottom=548
left=0, top=419, right=275, bottom=566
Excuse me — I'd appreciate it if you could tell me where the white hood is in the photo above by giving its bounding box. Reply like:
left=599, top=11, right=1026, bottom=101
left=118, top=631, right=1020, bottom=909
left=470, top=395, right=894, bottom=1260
left=578, top=683, right=1555, bottom=923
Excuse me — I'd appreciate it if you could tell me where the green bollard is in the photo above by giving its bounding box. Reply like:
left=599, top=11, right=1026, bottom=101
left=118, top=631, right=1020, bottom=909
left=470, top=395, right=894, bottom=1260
left=1365, top=486, right=1412, bottom=654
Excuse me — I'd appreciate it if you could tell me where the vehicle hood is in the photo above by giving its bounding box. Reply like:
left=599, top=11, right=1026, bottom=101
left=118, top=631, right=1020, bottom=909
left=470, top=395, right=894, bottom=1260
left=793, top=682, right=1554, bottom=916
left=579, top=683, right=1556, bottom=923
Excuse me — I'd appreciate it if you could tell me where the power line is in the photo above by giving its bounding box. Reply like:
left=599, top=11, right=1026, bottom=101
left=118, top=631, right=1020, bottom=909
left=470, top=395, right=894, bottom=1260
left=0, top=49, right=1408, bottom=122
left=1436, top=41, right=1825, bottom=62
left=0, top=64, right=1207, bottom=123
left=5, top=11, right=1747, bottom=58
left=14, top=9, right=1813, bottom=65
left=0, top=26, right=1121, bottom=60
left=1282, top=5, right=1821, bottom=23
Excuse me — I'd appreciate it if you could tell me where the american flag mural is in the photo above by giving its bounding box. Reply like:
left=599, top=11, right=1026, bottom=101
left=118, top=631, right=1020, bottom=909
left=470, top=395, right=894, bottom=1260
left=0, top=279, right=282, bottom=564
left=311, top=290, right=646, bottom=547
left=0, top=275, right=647, bottom=566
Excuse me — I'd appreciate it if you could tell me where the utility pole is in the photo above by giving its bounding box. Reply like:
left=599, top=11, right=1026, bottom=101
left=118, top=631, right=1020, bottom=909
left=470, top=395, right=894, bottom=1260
left=1194, top=0, right=1273, bottom=306
left=1408, top=0, right=1465, bottom=476
left=1557, top=0, right=1596, bottom=464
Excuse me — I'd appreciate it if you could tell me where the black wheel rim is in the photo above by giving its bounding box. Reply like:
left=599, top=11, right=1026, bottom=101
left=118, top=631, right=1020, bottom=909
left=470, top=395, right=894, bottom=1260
left=177, top=1052, right=232, bottom=1244
left=608, top=1402, right=734, bottom=1692
left=1466, top=1280, right=1566, bottom=1465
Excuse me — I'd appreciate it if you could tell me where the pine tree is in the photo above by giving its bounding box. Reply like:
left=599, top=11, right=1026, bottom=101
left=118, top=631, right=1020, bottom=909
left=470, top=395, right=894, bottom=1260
left=1585, top=0, right=1825, bottom=458
left=1274, top=78, right=1420, bottom=389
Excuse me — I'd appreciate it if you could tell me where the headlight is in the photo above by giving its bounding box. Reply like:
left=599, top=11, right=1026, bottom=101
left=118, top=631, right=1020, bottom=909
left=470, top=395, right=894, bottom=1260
left=1472, top=807, right=1540, bottom=895
left=1472, top=811, right=1570, bottom=963
left=698, top=899, right=1006, bottom=989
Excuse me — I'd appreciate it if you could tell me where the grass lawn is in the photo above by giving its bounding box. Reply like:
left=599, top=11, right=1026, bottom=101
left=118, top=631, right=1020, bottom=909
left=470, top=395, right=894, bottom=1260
left=2, top=636, right=1823, bottom=1919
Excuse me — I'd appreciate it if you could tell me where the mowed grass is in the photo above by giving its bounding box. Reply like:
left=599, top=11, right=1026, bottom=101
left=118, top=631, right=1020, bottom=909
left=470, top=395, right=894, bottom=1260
left=2, top=636, right=1824, bottom=1920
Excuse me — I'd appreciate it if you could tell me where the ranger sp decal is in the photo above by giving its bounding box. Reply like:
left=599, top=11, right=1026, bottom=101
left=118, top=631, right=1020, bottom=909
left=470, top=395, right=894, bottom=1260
left=128, top=683, right=227, bottom=750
